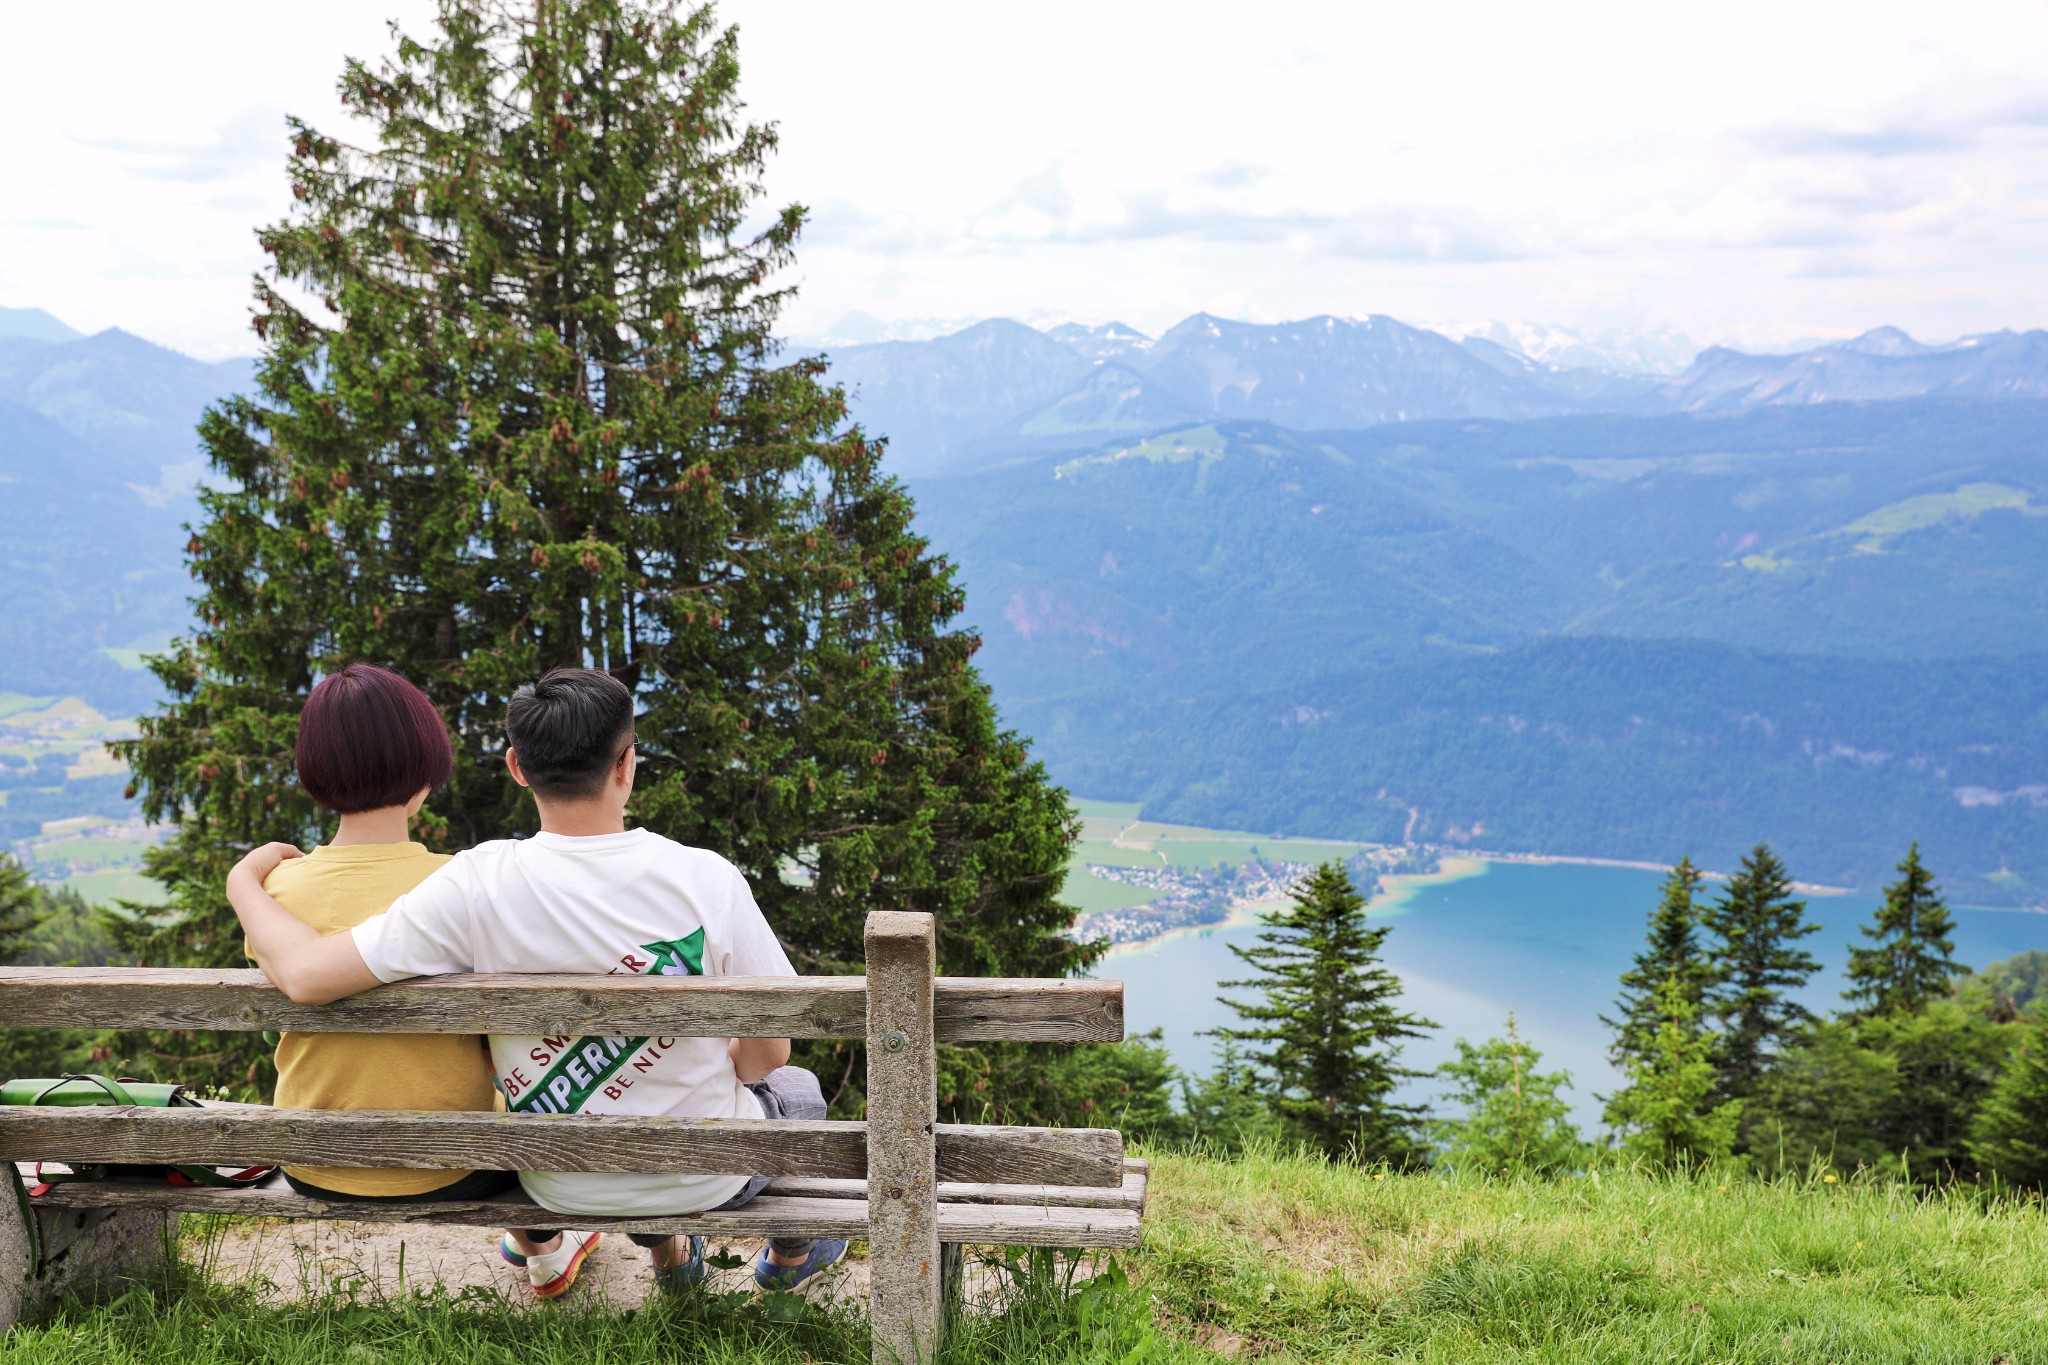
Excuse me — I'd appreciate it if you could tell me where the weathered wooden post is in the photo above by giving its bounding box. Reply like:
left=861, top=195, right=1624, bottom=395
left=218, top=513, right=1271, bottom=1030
left=2, top=1172, right=174, bottom=1331
left=864, top=911, right=940, bottom=1365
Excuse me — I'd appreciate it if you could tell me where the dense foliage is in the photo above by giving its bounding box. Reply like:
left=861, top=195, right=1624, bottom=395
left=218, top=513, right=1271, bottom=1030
left=1428, top=1015, right=1585, bottom=1174
left=1212, top=862, right=1435, bottom=1163
left=1604, top=974, right=1742, bottom=1165
left=108, top=0, right=1086, bottom=1098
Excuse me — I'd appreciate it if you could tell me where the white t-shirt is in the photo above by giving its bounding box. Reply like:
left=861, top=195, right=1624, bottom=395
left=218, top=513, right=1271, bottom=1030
left=350, top=828, right=795, bottom=1216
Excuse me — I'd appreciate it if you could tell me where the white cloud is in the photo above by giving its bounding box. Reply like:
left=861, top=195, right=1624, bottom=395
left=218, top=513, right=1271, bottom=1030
left=3, top=0, right=2045, bottom=357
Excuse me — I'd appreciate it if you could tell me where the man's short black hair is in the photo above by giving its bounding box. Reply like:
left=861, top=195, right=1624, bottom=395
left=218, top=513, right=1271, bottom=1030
left=505, top=667, right=636, bottom=802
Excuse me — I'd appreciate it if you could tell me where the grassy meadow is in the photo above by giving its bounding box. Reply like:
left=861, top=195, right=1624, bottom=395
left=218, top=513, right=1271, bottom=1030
left=11, top=1146, right=2048, bottom=1363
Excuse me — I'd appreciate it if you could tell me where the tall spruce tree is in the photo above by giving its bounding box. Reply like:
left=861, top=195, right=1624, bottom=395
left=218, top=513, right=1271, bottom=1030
left=1602, top=857, right=1714, bottom=1072
left=111, top=0, right=1089, bottom=1095
left=1213, top=862, right=1436, bottom=1164
left=1843, top=845, right=1967, bottom=1017
left=1702, top=844, right=1821, bottom=1109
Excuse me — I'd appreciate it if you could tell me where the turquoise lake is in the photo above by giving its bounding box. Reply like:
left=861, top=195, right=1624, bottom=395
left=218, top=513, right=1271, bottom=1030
left=1095, top=859, right=2048, bottom=1127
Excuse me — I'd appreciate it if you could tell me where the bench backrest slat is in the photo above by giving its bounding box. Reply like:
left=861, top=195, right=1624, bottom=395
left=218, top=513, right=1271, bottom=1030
left=0, top=1107, right=1125, bottom=1187
left=0, top=968, right=1123, bottom=1043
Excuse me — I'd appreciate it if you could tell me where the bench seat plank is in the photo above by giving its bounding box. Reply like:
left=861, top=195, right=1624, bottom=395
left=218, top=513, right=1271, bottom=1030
left=25, top=1180, right=1142, bottom=1249
left=0, top=968, right=1124, bottom=1043
left=0, top=1106, right=1125, bottom=1187
left=767, top=1166, right=1147, bottom=1212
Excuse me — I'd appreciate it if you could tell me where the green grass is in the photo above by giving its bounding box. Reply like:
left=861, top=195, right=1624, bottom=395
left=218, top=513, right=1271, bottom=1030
left=1137, top=1146, right=2048, bottom=1361
left=1742, top=482, right=2043, bottom=572
left=1060, top=872, right=1170, bottom=914
left=16, top=1150, right=2048, bottom=1361
left=60, top=867, right=168, bottom=908
left=1056, top=425, right=1229, bottom=482
left=1837, top=481, right=2037, bottom=548
left=33, top=835, right=154, bottom=869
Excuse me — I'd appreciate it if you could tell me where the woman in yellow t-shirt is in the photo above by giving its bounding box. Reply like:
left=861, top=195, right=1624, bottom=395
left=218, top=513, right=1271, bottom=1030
left=259, top=662, right=509, bottom=1201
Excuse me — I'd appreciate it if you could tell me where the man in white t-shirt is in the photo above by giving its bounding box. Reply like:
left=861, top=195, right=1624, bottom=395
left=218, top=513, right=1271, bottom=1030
left=226, top=667, right=847, bottom=1298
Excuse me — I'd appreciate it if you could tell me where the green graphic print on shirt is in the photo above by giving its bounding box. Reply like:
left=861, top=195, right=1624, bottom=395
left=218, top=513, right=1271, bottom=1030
left=506, top=927, right=706, bottom=1115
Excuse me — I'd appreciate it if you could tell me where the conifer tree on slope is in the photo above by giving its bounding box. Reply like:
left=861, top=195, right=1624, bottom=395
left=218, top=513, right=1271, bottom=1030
left=110, top=0, right=1088, bottom=1092
left=1429, top=1014, right=1584, bottom=1175
left=1843, top=844, right=1967, bottom=1018
left=1214, top=862, right=1436, bottom=1163
left=1602, top=857, right=1715, bottom=1072
left=1604, top=973, right=1741, bottom=1166
left=0, top=855, right=45, bottom=965
left=0, top=855, right=74, bottom=1076
left=1968, top=1006, right=2048, bottom=1189
left=1702, top=843, right=1821, bottom=1110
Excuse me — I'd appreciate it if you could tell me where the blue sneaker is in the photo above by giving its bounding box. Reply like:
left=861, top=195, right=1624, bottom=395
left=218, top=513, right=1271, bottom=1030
left=754, top=1239, right=848, bottom=1291
left=652, top=1235, right=707, bottom=1293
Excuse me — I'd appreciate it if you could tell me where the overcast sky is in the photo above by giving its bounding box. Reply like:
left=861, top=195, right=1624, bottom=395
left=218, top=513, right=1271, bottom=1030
left=4, top=0, right=2045, bottom=358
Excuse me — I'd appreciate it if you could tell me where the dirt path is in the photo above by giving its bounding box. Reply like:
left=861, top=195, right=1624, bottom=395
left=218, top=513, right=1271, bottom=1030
left=191, top=1219, right=872, bottom=1310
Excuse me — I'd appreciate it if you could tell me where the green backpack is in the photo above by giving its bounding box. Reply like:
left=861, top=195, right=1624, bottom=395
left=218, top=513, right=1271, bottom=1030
left=4, top=1074, right=276, bottom=1194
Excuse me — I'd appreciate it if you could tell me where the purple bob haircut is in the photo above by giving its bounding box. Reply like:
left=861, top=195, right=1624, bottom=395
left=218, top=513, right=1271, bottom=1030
left=295, top=664, right=454, bottom=814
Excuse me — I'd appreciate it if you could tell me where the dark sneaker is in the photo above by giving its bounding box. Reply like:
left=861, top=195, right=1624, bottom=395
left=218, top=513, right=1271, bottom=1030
left=754, top=1238, right=848, bottom=1291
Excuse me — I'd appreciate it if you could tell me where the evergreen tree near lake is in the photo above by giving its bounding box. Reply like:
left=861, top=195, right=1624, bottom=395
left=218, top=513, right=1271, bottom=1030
left=1213, top=861, right=1435, bottom=1164
left=1702, top=844, right=1821, bottom=1115
left=108, top=0, right=1088, bottom=1098
left=1602, top=857, right=1714, bottom=1073
left=1842, top=844, right=1967, bottom=1018
left=1428, top=1014, right=1584, bottom=1174
left=1969, top=1006, right=2048, bottom=1188
left=1604, top=974, right=1742, bottom=1166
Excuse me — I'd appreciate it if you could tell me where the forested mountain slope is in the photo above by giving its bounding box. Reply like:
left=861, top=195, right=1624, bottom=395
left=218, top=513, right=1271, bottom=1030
left=910, top=402, right=2048, bottom=903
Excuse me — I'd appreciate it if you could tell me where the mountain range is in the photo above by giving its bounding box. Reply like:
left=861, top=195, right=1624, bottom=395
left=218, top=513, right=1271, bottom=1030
left=7, top=305, right=2048, bottom=904
left=821, top=314, right=2048, bottom=474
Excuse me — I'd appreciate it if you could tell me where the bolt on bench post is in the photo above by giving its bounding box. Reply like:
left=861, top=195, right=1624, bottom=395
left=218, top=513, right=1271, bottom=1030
left=865, top=911, right=940, bottom=1365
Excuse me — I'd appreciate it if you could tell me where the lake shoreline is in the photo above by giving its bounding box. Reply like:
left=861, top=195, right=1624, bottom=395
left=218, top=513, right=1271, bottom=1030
left=1100, top=855, right=1492, bottom=959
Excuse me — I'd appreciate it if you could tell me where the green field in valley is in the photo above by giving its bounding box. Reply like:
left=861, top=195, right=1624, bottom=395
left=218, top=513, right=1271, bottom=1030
left=1063, top=797, right=1380, bottom=917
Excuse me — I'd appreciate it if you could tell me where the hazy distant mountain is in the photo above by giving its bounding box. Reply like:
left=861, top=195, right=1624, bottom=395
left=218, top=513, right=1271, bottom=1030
left=913, top=402, right=2048, bottom=903
left=0, top=327, right=253, bottom=709
left=832, top=311, right=1584, bottom=472
left=0, top=328, right=252, bottom=483
left=821, top=318, right=1093, bottom=473
left=1457, top=335, right=1662, bottom=407
left=0, top=307, right=82, bottom=344
left=1665, top=327, right=2048, bottom=411
left=1474, top=320, right=1699, bottom=376
left=1134, top=313, right=1574, bottom=428
left=826, top=313, right=2048, bottom=475
left=12, top=301, right=2048, bottom=907
left=1041, top=321, right=1152, bottom=363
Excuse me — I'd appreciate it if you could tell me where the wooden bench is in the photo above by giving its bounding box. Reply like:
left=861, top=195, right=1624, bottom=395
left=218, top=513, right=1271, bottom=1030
left=0, top=911, right=1145, bottom=1363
